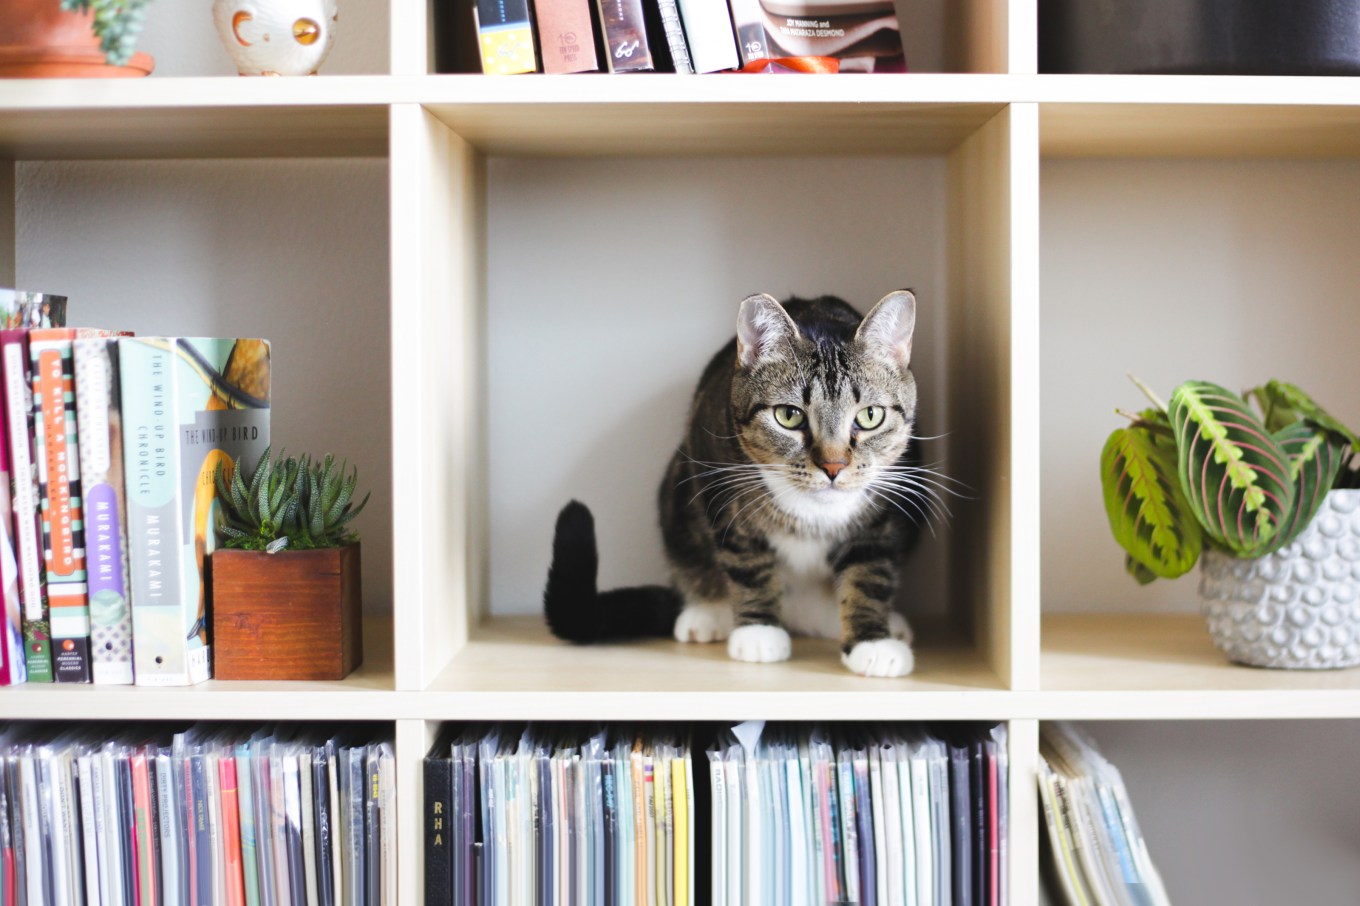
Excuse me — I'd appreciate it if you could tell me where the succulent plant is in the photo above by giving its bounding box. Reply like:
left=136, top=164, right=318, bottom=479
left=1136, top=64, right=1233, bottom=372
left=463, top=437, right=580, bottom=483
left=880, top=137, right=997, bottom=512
left=215, top=447, right=370, bottom=552
left=61, top=0, right=155, bottom=67
left=1101, top=377, right=1358, bottom=585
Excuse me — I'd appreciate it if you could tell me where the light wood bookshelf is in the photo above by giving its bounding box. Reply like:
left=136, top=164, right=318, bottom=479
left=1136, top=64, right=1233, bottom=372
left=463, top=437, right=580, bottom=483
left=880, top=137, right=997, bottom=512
left=5, top=0, right=1360, bottom=900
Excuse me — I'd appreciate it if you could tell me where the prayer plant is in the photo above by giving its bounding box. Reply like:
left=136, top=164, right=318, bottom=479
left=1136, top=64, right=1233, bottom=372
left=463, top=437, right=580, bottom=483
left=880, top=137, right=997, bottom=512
left=1100, top=377, right=1360, bottom=585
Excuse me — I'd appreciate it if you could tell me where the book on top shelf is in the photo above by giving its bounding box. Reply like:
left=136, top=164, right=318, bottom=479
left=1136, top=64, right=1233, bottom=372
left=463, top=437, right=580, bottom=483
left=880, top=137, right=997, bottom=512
left=674, top=0, right=739, bottom=71
left=119, top=337, right=271, bottom=686
left=536, top=0, right=603, bottom=72
left=475, top=0, right=539, bottom=73
left=597, top=0, right=659, bottom=71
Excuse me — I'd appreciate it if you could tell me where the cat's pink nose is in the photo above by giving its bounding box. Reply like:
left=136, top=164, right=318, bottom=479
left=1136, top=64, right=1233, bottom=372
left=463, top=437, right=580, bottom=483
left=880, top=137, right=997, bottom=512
left=821, top=461, right=848, bottom=480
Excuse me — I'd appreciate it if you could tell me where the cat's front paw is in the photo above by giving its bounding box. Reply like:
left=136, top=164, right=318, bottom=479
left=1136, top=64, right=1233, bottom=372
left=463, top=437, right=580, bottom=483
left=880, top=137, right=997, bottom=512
left=842, top=638, right=914, bottom=678
left=728, top=625, right=792, bottom=663
left=674, top=602, right=734, bottom=644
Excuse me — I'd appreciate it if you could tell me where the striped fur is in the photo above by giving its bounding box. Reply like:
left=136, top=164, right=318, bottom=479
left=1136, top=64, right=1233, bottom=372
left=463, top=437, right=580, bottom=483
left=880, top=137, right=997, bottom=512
left=544, top=292, right=924, bottom=676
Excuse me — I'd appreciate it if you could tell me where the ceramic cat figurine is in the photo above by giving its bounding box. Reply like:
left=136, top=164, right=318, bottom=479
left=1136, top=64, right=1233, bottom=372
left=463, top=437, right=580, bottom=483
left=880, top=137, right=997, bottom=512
left=544, top=291, right=926, bottom=677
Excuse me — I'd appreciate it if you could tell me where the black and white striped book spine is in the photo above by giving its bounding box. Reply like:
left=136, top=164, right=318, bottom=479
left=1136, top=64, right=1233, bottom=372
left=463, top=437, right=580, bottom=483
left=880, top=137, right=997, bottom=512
left=656, top=0, right=696, bottom=73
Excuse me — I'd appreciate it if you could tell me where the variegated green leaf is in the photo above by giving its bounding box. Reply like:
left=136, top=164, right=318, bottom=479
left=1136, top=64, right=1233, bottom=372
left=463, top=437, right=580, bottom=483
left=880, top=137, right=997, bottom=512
left=1125, top=554, right=1159, bottom=586
left=1101, top=424, right=1202, bottom=579
left=1262, top=421, right=1347, bottom=554
left=1247, top=380, right=1360, bottom=450
left=1170, top=381, right=1295, bottom=556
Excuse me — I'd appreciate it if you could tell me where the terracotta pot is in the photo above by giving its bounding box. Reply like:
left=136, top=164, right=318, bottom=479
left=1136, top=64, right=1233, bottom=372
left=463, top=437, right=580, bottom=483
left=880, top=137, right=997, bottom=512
left=210, top=543, right=363, bottom=681
left=0, top=0, right=153, bottom=77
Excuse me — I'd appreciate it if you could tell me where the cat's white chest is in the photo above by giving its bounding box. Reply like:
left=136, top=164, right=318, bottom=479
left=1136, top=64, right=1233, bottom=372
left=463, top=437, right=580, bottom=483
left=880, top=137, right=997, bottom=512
left=770, top=532, right=841, bottom=639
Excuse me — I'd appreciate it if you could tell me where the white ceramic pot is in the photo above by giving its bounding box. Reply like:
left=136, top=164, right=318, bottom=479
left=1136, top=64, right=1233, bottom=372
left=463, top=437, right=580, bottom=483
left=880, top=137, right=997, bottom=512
left=1200, top=490, right=1360, bottom=669
left=212, top=0, right=338, bottom=76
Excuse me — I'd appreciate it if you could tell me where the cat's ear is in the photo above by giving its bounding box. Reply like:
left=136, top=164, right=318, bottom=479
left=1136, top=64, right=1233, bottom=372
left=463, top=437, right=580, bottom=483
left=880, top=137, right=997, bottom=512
left=856, top=290, right=916, bottom=370
left=736, top=293, right=799, bottom=369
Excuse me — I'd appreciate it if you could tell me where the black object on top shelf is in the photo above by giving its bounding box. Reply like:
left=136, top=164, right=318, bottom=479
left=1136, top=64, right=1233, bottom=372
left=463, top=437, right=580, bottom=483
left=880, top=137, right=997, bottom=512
left=1040, top=0, right=1360, bottom=75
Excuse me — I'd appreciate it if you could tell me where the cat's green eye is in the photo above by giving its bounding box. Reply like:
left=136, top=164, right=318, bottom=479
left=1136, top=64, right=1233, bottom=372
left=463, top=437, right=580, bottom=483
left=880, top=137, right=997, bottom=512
left=773, top=405, right=806, bottom=429
left=856, top=406, right=885, bottom=430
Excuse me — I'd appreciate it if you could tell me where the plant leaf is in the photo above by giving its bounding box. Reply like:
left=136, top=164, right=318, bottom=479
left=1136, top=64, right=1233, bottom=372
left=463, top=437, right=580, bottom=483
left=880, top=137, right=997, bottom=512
left=1170, top=380, right=1295, bottom=556
left=1262, top=421, right=1347, bottom=554
left=1101, top=425, right=1202, bottom=579
left=1247, top=380, right=1360, bottom=451
left=1125, top=554, right=1159, bottom=586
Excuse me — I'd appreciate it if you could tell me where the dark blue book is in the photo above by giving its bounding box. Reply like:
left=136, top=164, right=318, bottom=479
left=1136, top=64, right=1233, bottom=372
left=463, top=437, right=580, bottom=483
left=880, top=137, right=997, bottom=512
left=423, top=741, right=453, bottom=905
left=972, top=741, right=988, bottom=906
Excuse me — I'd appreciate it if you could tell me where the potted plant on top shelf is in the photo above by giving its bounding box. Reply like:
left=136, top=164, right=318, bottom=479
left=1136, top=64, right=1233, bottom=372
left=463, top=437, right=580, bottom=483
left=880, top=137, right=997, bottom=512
left=210, top=446, right=370, bottom=681
left=1100, top=376, right=1360, bottom=669
left=0, top=0, right=156, bottom=77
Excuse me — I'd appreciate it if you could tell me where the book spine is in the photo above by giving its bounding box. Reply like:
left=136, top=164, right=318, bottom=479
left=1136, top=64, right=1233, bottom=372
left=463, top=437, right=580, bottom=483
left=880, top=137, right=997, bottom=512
left=131, top=751, right=159, bottom=906
left=235, top=746, right=260, bottom=906
left=0, top=344, right=23, bottom=684
left=673, top=0, right=737, bottom=71
left=424, top=755, right=453, bottom=905
left=535, top=0, right=601, bottom=72
left=187, top=755, right=212, bottom=906
left=343, top=749, right=364, bottom=906
left=282, top=756, right=305, bottom=906
left=3, top=331, right=51, bottom=682
left=596, top=0, right=657, bottom=71
left=297, top=755, right=318, bottom=906
left=723, top=0, right=769, bottom=66
left=654, top=0, right=695, bottom=72
left=378, top=751, right=395, bottom=906
left=43, top=752, right=71, bottom=906
left=30, top=329, right=91, bottom=683
left=119, top=338, right=188, bottom=686
left=220, top=757, right=245, bottom=906
left=74, top=338, right=134, bottom=685
left=157, top=753, right=182, bottom=906
left=671, top=757, right=687, bottom=906
left=117, top=756, right=139, bottom=906
left=364, top=751, right=380, bottom=906
left=325, top=753, right=341, bottom=906
left=89, top=753, right=111, bottom=906
left=311, top=756, right=333, bottom=906
left=473, top=0, right=538, bottom=73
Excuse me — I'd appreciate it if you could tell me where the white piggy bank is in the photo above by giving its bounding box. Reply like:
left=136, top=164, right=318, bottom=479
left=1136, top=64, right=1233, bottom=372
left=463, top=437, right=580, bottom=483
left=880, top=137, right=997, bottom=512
left=213, top=0, right=339, bottom=76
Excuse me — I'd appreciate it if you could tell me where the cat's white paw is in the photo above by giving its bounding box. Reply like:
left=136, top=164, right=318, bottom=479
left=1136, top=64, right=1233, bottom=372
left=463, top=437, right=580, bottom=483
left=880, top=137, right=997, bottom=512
left=842, top=638, right=915, bottom=678
left=673, top=602, right=734, bottom=644
left=728, top=625, right=792, bottom=663
left=888, top=611, right=914, bottom=644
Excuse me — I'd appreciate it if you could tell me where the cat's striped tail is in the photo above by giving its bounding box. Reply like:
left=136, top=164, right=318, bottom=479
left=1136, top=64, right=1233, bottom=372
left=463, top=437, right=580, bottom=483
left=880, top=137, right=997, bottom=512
left=543, top=501, right=683, bottom=642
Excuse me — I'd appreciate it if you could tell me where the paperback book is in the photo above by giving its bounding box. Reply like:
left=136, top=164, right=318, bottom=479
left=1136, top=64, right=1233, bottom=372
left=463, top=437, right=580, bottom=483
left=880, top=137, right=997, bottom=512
left=120, top=337, right=271, bottom=686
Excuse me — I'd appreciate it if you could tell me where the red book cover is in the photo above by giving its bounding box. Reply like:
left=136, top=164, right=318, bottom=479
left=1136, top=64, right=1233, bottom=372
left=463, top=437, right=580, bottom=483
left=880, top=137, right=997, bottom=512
left=220, top=756, right=246, bottom=906
left=132, top=750, right=158, bottom=906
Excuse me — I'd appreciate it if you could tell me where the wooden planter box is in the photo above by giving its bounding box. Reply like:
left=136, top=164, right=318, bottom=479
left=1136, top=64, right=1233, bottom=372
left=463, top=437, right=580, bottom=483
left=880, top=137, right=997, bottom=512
left=210, top=543, right=363, bottom=681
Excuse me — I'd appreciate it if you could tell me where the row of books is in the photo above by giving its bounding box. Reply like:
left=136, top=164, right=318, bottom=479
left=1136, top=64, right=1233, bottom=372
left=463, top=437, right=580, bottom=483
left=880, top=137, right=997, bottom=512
left=0, top=724, right=395, bottom=906
left=1039, top=723, right=1169, bottom=906
left=710, top=722, right=1007, bottom=906
left=0, top=290, right=272, bottom=687
left=424, top=725, right=697, bottom=906
left=447, top=0, right=906, bottom=75
left=422, top=722, right=1009, bottom=906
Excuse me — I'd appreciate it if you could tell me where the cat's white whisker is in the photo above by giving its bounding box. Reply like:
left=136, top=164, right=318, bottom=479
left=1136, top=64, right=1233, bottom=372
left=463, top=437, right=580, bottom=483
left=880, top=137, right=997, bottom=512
left=872, top=480, right=951, bottom=522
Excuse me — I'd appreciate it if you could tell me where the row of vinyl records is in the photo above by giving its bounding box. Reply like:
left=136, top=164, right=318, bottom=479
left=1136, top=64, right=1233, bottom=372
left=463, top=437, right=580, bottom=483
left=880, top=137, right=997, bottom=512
left=442, top=0, right=906, bottom=76
left=422, top=722, right=1009, bottom=906
left=0, top=724, right=395, bottom=906
left=0, top=290, right=273, bottom=687
left=1038, top=724, right=1169, bottom=906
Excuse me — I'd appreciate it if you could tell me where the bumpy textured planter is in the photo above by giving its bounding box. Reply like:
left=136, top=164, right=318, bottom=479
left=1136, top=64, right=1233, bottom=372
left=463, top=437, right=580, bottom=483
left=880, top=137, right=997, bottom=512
left=1200, top=490, right=1360, bottom=669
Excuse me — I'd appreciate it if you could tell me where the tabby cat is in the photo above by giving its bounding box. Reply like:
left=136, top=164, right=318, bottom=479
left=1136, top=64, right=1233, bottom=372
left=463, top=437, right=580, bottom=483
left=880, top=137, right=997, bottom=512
left=544, top=291, right=924, bottom=677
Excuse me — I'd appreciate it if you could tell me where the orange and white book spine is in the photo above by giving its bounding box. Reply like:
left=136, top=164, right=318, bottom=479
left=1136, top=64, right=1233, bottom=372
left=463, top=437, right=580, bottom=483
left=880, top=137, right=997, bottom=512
left=220, top=756, right=246, bottom=906
left=131, top=750, right=159, bottom=906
